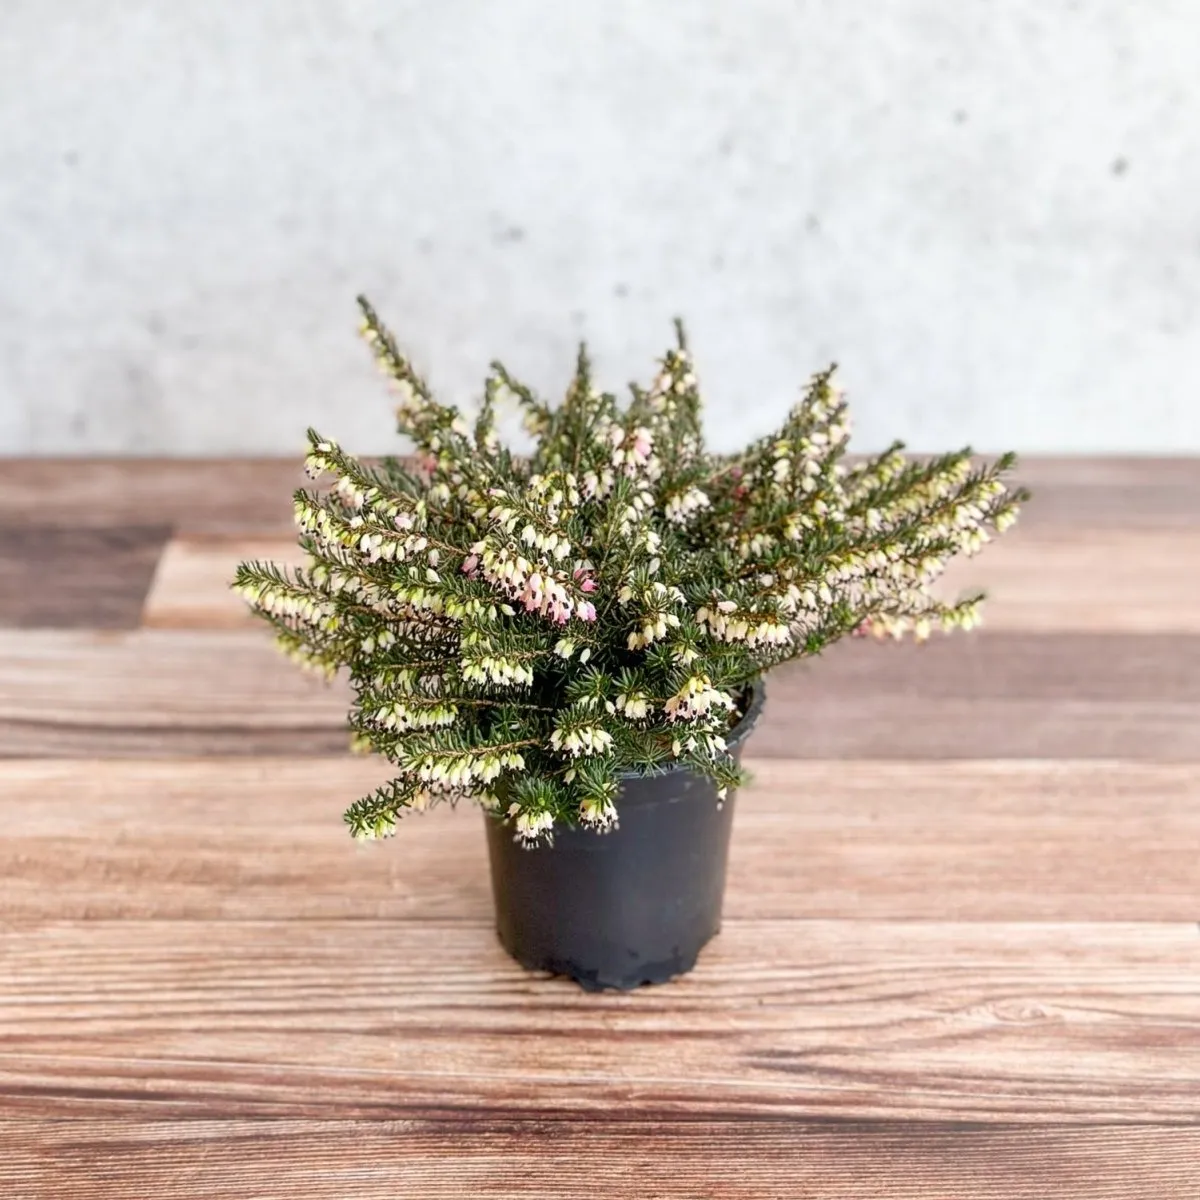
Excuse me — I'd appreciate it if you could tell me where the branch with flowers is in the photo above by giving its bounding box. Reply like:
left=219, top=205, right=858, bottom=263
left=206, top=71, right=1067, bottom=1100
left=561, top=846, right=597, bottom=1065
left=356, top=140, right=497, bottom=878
left=234, top=297, right=1026, bottom=844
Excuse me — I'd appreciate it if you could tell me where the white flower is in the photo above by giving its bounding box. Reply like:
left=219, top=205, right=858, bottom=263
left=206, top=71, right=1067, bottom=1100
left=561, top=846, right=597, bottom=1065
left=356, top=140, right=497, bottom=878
left=663, top=675, right=735, bottom=722
left=664, top=486, right=711, bottom=525
left=615, top=692, right=652, bottom=720
left=334, top=475, right=367, bottom=509
left=550, top=724, right=614, bottom=757
left=581, top=468, right=615, bottom=499
left=460, top=653, right=535, bottom=687
left=514, top=810, right=554, bottom=843
left=697, top=600, right=792, bottom=648
left=579, top=796, right=619, bottom=831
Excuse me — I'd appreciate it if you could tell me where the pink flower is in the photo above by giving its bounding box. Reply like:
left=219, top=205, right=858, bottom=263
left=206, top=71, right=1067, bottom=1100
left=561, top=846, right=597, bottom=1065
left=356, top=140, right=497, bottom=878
left=461, top=554, right=479, bottom=576
left=521, top=575, right=545, bottom=612
left=577, top=601, right=597, bottom=622
left=580, top=577, right=597, bottom=593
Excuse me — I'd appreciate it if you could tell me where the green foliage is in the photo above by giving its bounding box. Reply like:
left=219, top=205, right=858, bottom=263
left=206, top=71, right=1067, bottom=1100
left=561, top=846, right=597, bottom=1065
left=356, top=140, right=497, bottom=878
left=235, top=297, right=1026, bottom=843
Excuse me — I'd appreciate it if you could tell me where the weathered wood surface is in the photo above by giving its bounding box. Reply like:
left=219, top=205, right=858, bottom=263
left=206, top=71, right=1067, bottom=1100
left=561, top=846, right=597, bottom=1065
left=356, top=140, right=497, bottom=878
left=0, top=631, right=350, bottom=757
left=7, top=1121, right=1199, bottom=1200
left=0, top=524, right=170, bottom=629
left=2, top=759, right=1198, bottom=922
left=142, top=535, right=307, bottom=628
left=0, top=459, right=309, bottom=531
left=1, top=458, right=1199, bottom=1197
left=3, top=920, right=1199, bottom=1122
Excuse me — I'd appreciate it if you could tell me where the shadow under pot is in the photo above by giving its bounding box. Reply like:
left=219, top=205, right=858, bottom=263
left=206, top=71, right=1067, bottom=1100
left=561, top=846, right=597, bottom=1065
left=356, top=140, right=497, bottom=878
left=484, top=681, right=765, bottom=991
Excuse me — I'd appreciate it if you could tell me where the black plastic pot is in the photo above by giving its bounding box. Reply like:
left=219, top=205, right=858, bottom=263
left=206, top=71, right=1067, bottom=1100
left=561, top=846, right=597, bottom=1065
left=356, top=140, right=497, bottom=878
left=484, top=683, right=765, bottom=991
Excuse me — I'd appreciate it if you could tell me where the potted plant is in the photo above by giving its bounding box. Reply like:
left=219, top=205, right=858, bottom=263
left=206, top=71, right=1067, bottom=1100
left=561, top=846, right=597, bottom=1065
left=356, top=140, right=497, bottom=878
left=234, top=297, right=1025, bottom=990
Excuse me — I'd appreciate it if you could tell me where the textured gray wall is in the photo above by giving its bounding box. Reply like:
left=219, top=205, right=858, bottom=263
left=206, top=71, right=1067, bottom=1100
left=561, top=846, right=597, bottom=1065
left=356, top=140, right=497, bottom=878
left=2, top=1, right=1198, bottom=456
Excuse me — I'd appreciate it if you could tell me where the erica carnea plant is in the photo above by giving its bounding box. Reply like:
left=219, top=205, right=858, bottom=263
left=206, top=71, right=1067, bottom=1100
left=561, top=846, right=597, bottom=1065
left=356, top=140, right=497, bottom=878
left=234, top=298, right=1025, bottom=843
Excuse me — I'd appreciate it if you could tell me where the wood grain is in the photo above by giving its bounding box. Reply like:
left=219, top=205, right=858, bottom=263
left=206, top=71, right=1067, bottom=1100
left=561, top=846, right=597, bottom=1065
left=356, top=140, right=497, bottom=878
left=142, top=535, right=305, bottom=628
left=934, top=529, right=1200, bottom=631
left=0, top=525, right=169, bottom=629
left=3, top=919, right=1199, bottom=1122
left=2, top=758, right=1198, bottom=923
left=5, top=455, right=1200, bottom=1196
left=5, top=1119, right=1199, bottom=1199
left=0, top=630, right=350, bottom=757
left=4, top=629, right=1199, bottom=759
left=0, top=460, right=308, bottom=532
left=752, top=633, right=1200, bottom=760
left=142, top=528, right=1200, bottom=633
left=3, top=458, right=1198, bottom=531
left=1012, top=456, right=1200, bottom=530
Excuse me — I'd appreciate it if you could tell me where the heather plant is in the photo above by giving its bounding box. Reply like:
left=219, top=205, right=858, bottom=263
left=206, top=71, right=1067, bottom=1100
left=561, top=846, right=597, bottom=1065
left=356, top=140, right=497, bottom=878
left=234, top=298, right=1025, bottom=843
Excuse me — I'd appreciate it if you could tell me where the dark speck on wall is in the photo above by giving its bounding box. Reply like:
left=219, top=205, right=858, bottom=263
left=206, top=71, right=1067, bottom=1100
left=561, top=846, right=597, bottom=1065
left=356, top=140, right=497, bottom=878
left=805, top=214, right=821, bottom=234
left=1111, top=157, right=1129, bottom=176
left=63, top=150, right=79, bottom=167
left=614, top=283, right=629, bottom=299
left=495, top=224, right=526, bottom=244
left=953, top=109, right=968, bottom=124
left=711, top=253, right=725, bottom=271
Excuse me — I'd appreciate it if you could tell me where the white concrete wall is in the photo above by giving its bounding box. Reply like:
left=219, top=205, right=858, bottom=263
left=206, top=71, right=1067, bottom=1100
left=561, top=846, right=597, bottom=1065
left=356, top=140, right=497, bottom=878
left=2, top=1, right=1198, bottom=456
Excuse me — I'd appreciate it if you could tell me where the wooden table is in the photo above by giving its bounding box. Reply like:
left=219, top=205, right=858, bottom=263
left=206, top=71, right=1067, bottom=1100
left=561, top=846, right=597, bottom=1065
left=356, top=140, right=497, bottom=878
left=3, top=458, right=1199, bottom=1198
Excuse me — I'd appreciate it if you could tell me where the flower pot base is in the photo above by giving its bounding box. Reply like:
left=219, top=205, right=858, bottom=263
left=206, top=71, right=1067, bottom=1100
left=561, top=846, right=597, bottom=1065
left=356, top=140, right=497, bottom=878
left=493, top=928, right=718, bottom=992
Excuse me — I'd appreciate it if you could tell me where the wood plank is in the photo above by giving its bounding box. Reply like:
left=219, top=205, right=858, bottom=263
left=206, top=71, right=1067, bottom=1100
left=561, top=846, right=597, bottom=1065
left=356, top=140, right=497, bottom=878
left=1, top=458, right=1198, bottom=533
left=2, top=759, right=1198, bottom=923
left=4, top=1118, right=1198, bottom=1199
left=752, top=633, right=1200, bottom=760
left=1012, top=456, right=1200, bottom=530
left=0, top=630, right=350, bottom=757
left=0, top=460, right=307, bottom=532
left=1012, top=457, right=1200, bottom=489
left=934, top=529, right=1200, bottom=632
left=3, top=630, right=1199, bottom=760
left=143, top=536, right=305, bottom=628
left=143, top=528, right=1200, bottom=633
left=0, top=525, right=169, bottom=629
left=2, top=920, right=1198, bottom=1122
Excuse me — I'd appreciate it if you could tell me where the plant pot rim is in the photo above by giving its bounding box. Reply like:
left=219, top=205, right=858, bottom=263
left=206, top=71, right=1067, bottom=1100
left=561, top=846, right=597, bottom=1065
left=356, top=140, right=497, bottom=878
left=615, top=677, right=766, bottom=781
